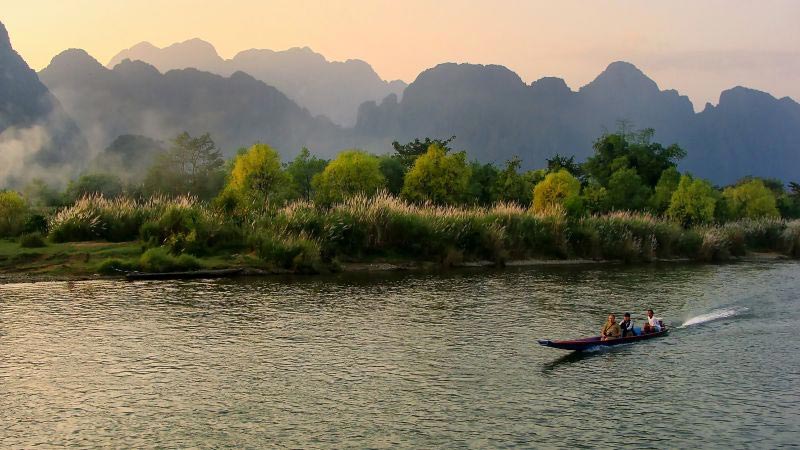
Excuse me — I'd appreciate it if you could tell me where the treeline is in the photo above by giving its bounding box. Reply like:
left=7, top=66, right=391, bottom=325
left=1, top=128, right=799, bottom=272
left=9, top=129, right=800, bottom=220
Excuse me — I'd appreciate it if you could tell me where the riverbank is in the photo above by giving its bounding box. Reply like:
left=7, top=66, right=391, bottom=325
left=0, top=238, right=792, bottom=284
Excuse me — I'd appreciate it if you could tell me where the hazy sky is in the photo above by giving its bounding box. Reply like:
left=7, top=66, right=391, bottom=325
left=5, top=0, right=799, bottom=109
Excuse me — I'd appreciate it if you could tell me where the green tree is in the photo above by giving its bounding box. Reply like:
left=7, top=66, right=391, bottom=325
left=532, top=169, right=583, bottom=214
left=285, top=148, right=328, bottom=200
left=402, top=144, right=472, bottom=205
left=584, top=128, right=686, bottom=188
left=378, top=155, right=406, bottom=196
left=392, top=136, right=456, bottom=168
left=582, top=182, right=609, bottom=214
left=777, top=181, right=800, bottom=219
left=546, top=153, right=584, bottom=183
left=66, top=173, right=125, bottom=201
left=667, top=175, right=717, bottom=226
left=722, top=179, right=779, bottom=219
left=144, top=132, right=225, bottom=200
left=649, top=167, right=681, bottom=214
left=22, top=179, right=66, bottom=207
left=607, top=167, right=651, bottom=210
left=222, top=143, right=290, bottom=206
left=467, top=161, right=499, bottom=206
left=495, top=156, right=535, bottom=205
left=313, top=150, right=386, bottom=204
left=0, top=190, right=28, bottom=237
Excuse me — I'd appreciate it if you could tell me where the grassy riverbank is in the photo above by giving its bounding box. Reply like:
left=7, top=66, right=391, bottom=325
left=1, top=193, right=798, bottom=283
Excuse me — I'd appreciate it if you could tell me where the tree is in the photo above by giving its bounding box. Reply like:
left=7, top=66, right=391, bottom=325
left=467, top=161, right=499, bottom=206
left=495, top=156, right=535, bottom=205
left=0, top=190, right=28, bottom=237
left=582, top=182, right=610, bottom=214
left=583, top=128, right=686, bottom=188
left=66, top=173, right=124, bottom=201
left=392, top=136, right=456, bottom=168
left=667, top=175, right=717, bottom=226
left=144, top=132, right=225, bottom=200
left=532, top=169, right=582, bottom=214
left=546, top=153, right=584, bottom=183
left=378, top=155, right=406, bottom=196
left=22, top=179, right=66, bottom=207
left=313, top=150, right=386, bottom=204
left=778, top=181, right=800, bottom=219
left=222, top=143, right=290, bottom=206
left=402, top=144, right=472, bottom=205
left=722, top=179, right=779, bottom=219
left=285, top=148, right=328, bottom=200
left=607, top=167, right=651, bottom=210
left=649, top=167, right=681, bottom=214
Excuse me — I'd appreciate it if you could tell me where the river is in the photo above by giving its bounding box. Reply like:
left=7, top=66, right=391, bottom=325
left=1, top=261, right=799, bottom=448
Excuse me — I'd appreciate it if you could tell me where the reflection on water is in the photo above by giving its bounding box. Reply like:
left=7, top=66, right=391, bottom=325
left=1, top=262, right=799, bottom=448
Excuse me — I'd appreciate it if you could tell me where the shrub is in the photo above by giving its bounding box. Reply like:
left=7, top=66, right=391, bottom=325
left=782, top=221, right=800, bottom=258
left=731, top=218, right=786, bottom=251
left=251, top=232, right=322, bottom=273
left=19, top=232, right=47, bottom=248
left=140, top=203, right=239, bottom=255
left=139, top=247, right=201, bottom=272
left=675, top=230, right=703, bottom=258
left=97, top=258, right=139, bottom=275
left=23, top=214, right=49, bottom=234
left=696, top=228, right=730, bottom=262
left=0, top=190, right=28, bottom=237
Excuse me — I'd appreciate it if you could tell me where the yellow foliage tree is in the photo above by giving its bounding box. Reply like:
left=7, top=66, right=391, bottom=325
left=532, top=169, right=582, bottom=214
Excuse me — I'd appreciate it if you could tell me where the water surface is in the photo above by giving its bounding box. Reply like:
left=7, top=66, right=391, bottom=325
left=1, top=261, right=799, bottom=448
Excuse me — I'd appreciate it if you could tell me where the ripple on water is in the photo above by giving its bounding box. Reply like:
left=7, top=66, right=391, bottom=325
left=1, top=262, right=799, bottom=448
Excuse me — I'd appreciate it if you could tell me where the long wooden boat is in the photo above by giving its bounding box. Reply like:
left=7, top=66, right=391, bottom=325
left=125, top=268, right=244, bottom=281
left=538, top=328, right=669, bottom=351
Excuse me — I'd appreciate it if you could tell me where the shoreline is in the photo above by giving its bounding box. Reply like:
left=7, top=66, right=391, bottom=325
left=0, top=251, right=790, bottom=285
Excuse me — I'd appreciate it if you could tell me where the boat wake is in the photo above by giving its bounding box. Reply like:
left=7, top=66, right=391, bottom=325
left=680, top=306, right=749, bottom=328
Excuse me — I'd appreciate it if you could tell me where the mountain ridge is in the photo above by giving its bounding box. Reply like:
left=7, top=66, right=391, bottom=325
left=0, top=21, right=87, bottom=185
left=355, top=61, right=799, bottom=183
left=107, top=39, right=406, bottom=126
left=40, top=49, right=353, bottom=160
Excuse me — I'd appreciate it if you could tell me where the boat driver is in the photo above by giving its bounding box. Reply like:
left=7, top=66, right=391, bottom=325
left=643, top=309, right=661, bottom=333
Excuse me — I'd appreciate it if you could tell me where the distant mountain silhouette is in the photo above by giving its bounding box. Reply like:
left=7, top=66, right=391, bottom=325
left=28, top=25, right=800, bottom=185
left=356, top=62, right=799, bottom=183
left=40, top=49, right=353, bottom=159
left=0, top=21, right=87, bottom=184
left=108, top=39, right=406, bottom=126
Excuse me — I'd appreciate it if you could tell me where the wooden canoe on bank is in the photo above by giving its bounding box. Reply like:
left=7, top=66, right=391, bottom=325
left=125, top=268, right=244, bottom=281
left=538, top=328, right=670, bottom=351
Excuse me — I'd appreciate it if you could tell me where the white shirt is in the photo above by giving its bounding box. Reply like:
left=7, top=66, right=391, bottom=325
left=648, top=316, right=661, bottom=331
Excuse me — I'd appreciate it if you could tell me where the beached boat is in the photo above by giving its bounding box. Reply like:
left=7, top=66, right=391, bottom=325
left=538, top=328, right=669, bottom=351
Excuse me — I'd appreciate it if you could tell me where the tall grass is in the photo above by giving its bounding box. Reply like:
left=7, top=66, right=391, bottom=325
left=43, top=193, right=800, bottom=268
left=49, top=195, right=198, bottom=243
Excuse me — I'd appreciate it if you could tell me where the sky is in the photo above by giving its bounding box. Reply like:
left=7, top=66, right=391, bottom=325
left=4, top=0, right=799, bottom=109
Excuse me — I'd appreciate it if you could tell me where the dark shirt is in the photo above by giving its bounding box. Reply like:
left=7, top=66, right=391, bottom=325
left=619, top=319, right=634, bottom=336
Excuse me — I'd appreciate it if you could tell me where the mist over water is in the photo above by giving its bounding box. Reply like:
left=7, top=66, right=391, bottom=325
left=1, top=261, right=799, bottom=448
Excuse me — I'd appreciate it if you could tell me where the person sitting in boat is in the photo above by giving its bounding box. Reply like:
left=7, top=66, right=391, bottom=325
left=600, top=314, right=621, bottom=340
left=643, top=309, right=662, bottom=333
left=619, top=312, right=635, bottom=337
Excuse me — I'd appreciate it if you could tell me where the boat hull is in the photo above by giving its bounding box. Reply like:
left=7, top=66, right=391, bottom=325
left=538, top=329, right=669, bottom=351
